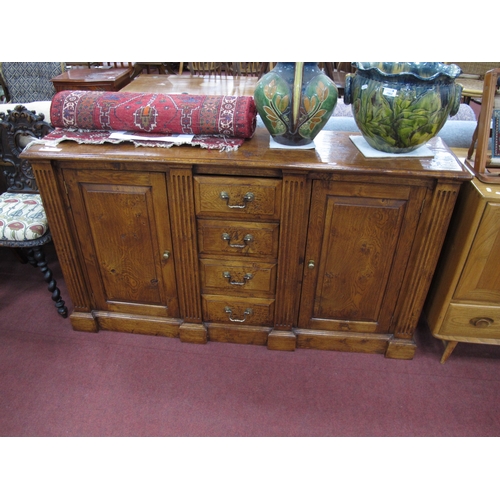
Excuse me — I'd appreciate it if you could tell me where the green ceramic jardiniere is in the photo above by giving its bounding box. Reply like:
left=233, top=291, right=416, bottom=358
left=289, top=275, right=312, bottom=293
left=344, top=62, right=463, bottom=153
left=254, top=62, right=338, bottom=146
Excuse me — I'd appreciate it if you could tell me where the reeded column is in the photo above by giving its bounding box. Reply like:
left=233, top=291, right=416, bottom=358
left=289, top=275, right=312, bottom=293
left=32, top=160, right=98, bottom=332
left=268, top=172, right=310, bottom=350
left=168, top=167, right=207, bottom=343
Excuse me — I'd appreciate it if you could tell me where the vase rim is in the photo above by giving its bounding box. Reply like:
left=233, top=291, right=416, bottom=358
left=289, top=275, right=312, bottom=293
left=352, top=62, right=462, bottom=80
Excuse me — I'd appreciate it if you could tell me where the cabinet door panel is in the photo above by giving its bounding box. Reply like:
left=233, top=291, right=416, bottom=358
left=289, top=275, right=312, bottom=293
left=64, top=169, right=179, bottom=317
left=455, top=202, right=500, bottom=302
left=299, top=180, right=423, bottom=332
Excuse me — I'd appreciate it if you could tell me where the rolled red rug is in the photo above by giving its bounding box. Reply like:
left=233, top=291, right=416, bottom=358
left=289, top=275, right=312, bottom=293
left=50, top=91, right=257, bottom=139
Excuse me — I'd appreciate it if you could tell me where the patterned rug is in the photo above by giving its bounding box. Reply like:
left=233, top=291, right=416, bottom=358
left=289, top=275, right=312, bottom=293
left=45, top=90, right=257, bottom=151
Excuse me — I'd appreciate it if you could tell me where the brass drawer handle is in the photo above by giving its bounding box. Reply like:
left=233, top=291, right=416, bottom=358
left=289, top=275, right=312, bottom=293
left=220, top=191, right=255, bottom=209
left=223, top=271, right=253, bottom=286
left=221, top=232, right=253, bottom=248
left=224, top=306, right=253, bottom=322
left=470, top=317, right=494, bottom=328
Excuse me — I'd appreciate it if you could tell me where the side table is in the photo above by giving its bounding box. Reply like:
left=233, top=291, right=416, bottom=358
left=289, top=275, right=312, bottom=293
left=51, top=67, right=132, bottom=92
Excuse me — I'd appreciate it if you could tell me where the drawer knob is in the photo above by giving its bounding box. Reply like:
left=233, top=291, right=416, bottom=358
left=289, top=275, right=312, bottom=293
left=220, top=191, right=255, bottom=209
left=470, top=317, right=494, bottom=328
left=224, top=306, right=253, bottom=322
left=162, top=250, right=171, bottom=260
left=223, top=271, right=253, bottom=286
left=222, top=232, right=253, bottom=248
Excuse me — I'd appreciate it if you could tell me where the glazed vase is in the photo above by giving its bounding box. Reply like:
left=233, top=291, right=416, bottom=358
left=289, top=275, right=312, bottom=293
left=254, top=62, right=338, bottom=146
left=344, top=62, right=463, bottom=153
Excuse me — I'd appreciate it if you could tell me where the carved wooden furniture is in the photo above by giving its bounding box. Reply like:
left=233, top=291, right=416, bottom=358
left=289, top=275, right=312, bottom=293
left=425, top=68, right=500, bottom=363
left=51, top=67, right=132, bottom=92
left=22, top=128, right=471, bottom=358
left=0, top=105, right=67, bottom=317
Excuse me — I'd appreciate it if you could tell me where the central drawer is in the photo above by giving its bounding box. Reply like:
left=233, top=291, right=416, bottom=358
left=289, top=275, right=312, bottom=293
left=194, top=175, right=282, bottom=331
left=197, top=220, right=280, bottom=258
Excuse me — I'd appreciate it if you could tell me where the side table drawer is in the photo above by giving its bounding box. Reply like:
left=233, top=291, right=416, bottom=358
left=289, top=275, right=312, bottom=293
left=194, top=176, right=282, bottom=220
left=202, top=294, right=275, bottom=326
left=200, top=258, right=277, bottom=295
left=439, top=303, right=500, bottom=340
left=197, top=220, right=280, bottom=257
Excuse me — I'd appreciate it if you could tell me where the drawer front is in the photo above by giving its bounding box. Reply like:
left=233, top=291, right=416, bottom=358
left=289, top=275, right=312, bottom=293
left=197, top=220, right=279, bottom=258
left=202, top=294, right=275, bottom=326
left=194, top=176, right=282, bottom=220
left=440, top=303, right=500, bottom=340
left=200, top=258, right=277, bottom=295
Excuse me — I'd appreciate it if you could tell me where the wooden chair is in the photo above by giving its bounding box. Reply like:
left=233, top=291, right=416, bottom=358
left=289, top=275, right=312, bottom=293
left=179, top=62, right=230, bottom=76
left=231, top=63, right=271, bottom=78
left=448, top=62, right=500, bottom=103
left=66, top=62, right=134, bottom=71
left=64, top=62, right=102, bottom=69
left=320, top=63, right=355, bottom=97
left=466, top=67, right=500, bottom=179
left=0, top=105, right=68, bottom=317
left=130, top=62, right=177, bottom=78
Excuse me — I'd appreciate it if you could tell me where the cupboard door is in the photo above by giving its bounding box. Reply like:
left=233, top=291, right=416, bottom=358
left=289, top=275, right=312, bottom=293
left=454, top=202, right=500, bottom=303
left=298, top=180, right=425, bottom=333
left=63, top=168, right=179, bottom=318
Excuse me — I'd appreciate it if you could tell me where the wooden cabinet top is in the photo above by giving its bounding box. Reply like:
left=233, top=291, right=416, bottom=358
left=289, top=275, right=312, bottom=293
left=51, top=68, right=132, bottom=84
left=23, top=127, right=473, bottom=181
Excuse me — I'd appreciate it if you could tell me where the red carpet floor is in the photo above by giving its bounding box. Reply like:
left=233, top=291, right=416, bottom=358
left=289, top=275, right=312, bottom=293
left=1, top=243, right=500, bottom=437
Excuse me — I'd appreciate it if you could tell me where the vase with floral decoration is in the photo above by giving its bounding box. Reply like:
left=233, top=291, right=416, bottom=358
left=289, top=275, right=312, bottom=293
left=254, top=62, right=338, bottom=146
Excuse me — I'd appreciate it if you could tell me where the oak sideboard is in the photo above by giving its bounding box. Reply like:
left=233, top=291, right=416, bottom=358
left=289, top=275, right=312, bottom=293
left=22, top=128, right=472, bottom=359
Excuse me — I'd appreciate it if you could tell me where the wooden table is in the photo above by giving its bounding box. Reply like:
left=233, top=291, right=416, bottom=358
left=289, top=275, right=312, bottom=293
left=121, top=74, right=259, bottom=96
left=51, top=67, right=132, bottom=92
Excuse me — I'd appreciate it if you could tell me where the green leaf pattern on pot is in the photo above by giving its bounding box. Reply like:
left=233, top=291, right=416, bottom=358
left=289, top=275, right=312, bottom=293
left=255, top=75, right=290, bottom=136
left=352, top=78, right=458, bottom=153
left=255, top=73, right=337, bottom=141
left=299, top=76, right=337, bottom=138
